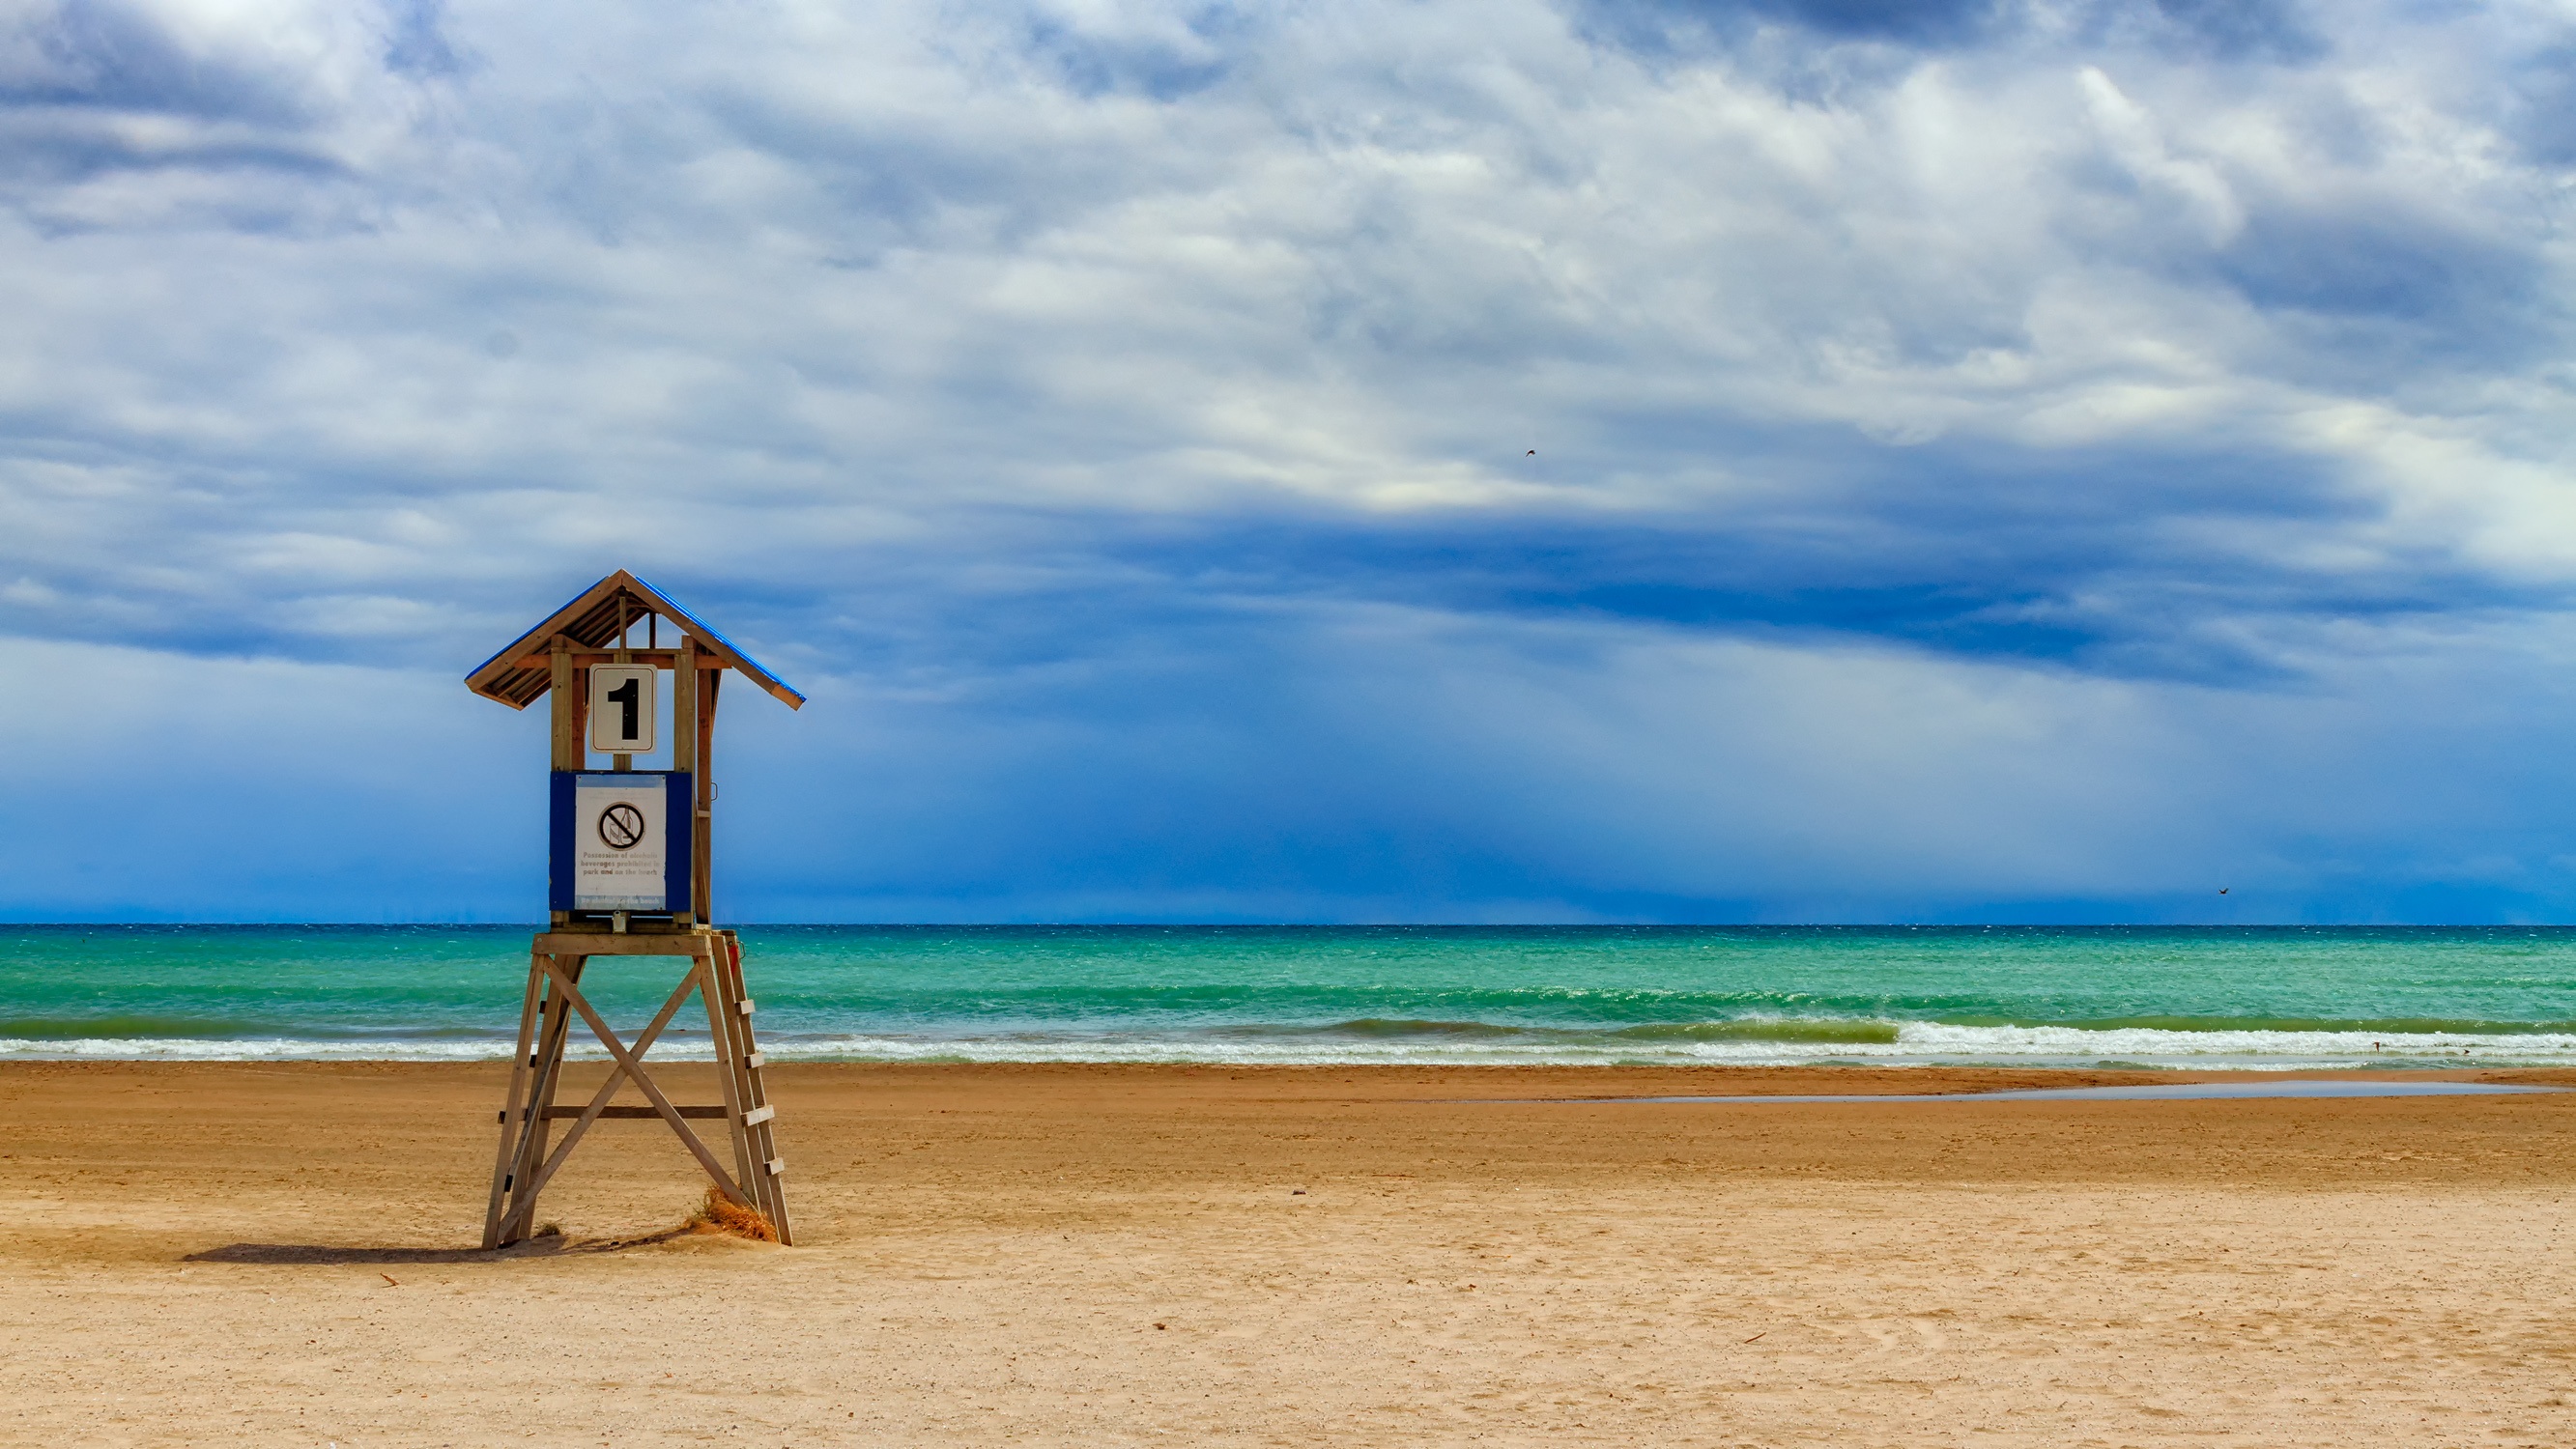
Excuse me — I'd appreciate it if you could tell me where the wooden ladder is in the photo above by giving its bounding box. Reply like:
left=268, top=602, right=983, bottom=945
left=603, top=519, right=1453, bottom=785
left=482, top=927, right=791, bottom=1247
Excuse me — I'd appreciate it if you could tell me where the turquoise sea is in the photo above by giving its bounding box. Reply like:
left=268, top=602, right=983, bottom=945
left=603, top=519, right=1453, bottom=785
left=5, top=924, right=2574, bottom=1069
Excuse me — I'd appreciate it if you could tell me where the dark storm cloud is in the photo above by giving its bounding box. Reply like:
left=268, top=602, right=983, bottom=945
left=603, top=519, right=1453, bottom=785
left=1572, top=0, right=2005, bottom=53
left=1572, top=0, right=2323, bottom=60
left=2140, top=0, right=2324, bottom=64
left=0, top=0, right=306, bottom=118
left=1019, top=3, right=1244, bottom=100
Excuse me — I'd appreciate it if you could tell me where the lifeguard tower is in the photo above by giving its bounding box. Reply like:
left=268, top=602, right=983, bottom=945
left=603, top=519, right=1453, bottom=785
left=465, top=571, right=803, bottom=1246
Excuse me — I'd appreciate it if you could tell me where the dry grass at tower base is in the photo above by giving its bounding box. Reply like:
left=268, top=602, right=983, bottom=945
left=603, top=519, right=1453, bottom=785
left=2, top=1061, right=2573, bottom=1447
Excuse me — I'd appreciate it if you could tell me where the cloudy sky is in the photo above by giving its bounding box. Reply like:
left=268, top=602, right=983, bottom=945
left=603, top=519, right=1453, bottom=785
left=6, top=0, right=2576, bottom=923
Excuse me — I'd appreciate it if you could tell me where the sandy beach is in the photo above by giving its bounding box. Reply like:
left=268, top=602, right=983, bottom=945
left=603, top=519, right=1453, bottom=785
left=5, top=1061, right=2573, bottom=1446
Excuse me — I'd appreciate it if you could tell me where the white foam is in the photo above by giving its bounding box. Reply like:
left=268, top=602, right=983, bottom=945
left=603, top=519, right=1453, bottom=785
left=6, top=1020, right=2575, bottom=1066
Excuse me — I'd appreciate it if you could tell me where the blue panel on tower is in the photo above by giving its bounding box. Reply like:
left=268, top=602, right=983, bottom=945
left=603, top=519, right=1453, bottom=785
left=549, top=771, right=693, bottom=915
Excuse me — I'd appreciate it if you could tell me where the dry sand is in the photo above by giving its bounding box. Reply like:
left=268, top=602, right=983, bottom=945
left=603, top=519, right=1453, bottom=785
left=4, top=1061, right=2574, bottom=1446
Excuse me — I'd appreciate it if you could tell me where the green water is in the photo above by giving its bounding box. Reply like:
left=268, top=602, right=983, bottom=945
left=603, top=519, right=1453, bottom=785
left=2, top=924, right=2571, bottom=1066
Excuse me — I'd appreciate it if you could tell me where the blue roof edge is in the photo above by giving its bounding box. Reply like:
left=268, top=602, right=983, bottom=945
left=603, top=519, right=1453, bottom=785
left=629, top=574, right=806, bottom=706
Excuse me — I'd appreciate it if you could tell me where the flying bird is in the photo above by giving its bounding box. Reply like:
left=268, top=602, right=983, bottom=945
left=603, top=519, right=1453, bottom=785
left=1526, top=449, right=1535, bottom=456
left=2218, top=888, right=2229, bottom=895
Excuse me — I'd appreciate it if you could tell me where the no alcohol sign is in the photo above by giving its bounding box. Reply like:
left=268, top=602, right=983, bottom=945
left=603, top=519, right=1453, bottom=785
left=550, top=772, right=692, bottom=913
left=598, top=802, right=646, bottom=849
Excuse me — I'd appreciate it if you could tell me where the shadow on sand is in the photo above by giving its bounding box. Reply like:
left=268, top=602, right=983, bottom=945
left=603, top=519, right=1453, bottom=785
left=183, top=1227, right=707, bottom=1264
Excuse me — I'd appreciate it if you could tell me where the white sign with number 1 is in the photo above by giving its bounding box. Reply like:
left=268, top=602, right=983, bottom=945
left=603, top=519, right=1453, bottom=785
left=588, top=665, right=657, bottom=753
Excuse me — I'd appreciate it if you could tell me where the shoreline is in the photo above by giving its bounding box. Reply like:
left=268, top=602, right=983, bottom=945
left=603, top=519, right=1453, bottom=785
left=12, top=1057, right=2576, bottom=1083
left=10, top=1042, right=2575, bottom=1067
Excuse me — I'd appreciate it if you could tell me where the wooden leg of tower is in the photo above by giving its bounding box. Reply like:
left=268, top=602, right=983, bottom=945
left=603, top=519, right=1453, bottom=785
left=529, top=955, right=584, bottom=1185
left=501, top=953, right=581, bottom=1244
left=710, top=932, right=759, bottom=1216
left=498, top=962, right=565, bottom=1246
left=721, top=930, right=790, bottom=1242
left=698, top=936, right=758, bottom=1208
left=699, top=930, right=787, bottom=1239
left=717, top=931, right=773, bottom=1230
left=482, top=949, right=548, bottom=1249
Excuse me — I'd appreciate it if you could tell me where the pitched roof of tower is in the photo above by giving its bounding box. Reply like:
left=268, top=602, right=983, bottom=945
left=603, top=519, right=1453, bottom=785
left=465, top=570, right=806, bottom=710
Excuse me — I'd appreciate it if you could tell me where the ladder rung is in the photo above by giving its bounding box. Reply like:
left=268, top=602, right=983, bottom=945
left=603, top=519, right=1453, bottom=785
left=736, top=999, right=756, bottom=1015
left=540, top=1105, right=726, bottom=1120
left=741, top=1104, right=775, bottom=1126
left=744, top=1051, right=765, bottom=1068
left=764, top=1157, right=786, bottom=1177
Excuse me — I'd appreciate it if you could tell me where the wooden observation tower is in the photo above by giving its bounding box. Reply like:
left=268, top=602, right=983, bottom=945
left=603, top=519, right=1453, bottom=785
left=465, top=571, right=805, bottom=1247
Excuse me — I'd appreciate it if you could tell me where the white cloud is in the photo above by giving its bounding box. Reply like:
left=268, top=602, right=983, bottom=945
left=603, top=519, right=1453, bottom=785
left=7, top=0, right=2576, bottom=916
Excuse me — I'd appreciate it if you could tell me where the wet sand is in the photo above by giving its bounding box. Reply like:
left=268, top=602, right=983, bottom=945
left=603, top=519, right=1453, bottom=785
left=4, top=1061, right=2573, bottom=1446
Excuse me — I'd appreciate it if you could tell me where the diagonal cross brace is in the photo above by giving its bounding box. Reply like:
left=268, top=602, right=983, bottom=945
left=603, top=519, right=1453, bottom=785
left=496, top=962, right=730, bottom=1242
left=534, top=956, right=749, bottom=1208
